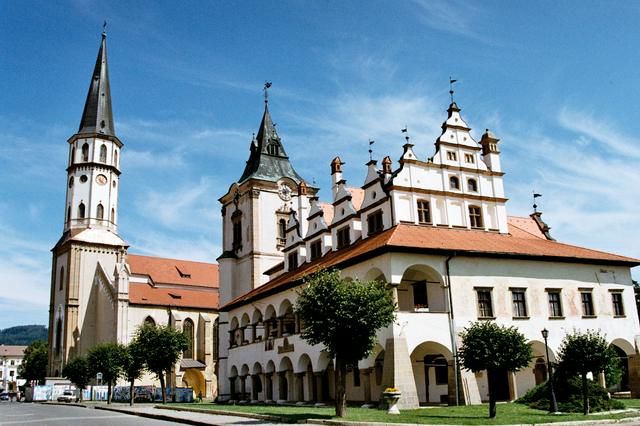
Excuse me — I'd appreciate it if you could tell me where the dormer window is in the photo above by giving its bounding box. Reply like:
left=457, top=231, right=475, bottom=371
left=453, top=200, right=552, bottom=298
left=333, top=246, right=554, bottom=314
left=446, top=151, right=457, bottom=161
left=267, top=144, right=279, bottom=156
left=310, top=240, right=322, bottom=261
left=469, top=205, right=483, bottom=228
left=464, top=153, right=475, bottom=164
left=449, top=176, right=460, bottom=190
left=367, top=210, right=383, bottom=235
left=336, top=226, right=350, bottom=249
left=417, top=200, right=431, bottom=224
left=467, top=178, right=478, bottom=192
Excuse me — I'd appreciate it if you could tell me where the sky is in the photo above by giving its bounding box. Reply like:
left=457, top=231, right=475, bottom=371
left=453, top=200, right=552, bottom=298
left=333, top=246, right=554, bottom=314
left=1, top=1, right=639, bottom=329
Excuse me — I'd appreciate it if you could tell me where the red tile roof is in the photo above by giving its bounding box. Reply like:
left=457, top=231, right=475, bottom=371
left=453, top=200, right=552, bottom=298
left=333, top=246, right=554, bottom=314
left=347, top=187, right=365, bottom=210
left=0, top=346, right=26, bottom=357
left=508, top=216, right=546, bottom=239
left=128, top=254, right=218, bottom=288
left=222, top=219, right=638, bottom=311
left=127, top=254, right=219, bottom=310
left=319, top=203, right=334, bottom=225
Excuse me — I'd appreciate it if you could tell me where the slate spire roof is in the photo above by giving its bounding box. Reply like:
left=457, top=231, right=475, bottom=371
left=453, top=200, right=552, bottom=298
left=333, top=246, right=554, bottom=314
left=238, top=100, right=304, bottom=184
left=78, top=31, right=115, bottom=137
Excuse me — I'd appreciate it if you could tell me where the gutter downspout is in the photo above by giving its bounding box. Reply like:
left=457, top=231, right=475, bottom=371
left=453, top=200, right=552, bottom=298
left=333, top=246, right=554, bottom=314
left=445, top=252, right=459, bottom=406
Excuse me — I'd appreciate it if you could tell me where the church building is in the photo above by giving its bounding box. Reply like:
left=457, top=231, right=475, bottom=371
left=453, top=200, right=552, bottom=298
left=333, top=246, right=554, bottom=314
left=47, top=32, right=219, bottom=399
left=218, top=91, right=640, bottom=406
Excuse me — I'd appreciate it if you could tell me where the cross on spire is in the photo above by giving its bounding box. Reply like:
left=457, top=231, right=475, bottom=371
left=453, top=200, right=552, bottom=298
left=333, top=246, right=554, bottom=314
left=102, top=21, right=107, bottom=37
left=263, top=81, right=272, bottom=104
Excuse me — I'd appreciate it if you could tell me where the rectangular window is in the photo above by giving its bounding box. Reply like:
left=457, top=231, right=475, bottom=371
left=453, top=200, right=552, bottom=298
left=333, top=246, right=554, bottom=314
left=288, top=252, right=298, bottom=270
left=232, top=214, right=242, bottom=251
left=412, top=281, right=428, bottom=310
left=367, top=210, right=384, bottom=235
left=547, top=290, right=563, bottom=317
left=435, top=361, right=448, bottom=385
left=581, top=291, right=595, bottom=316
left=511, top=289, right=528, bottom=318
left=469, top=206, right=483, bottom=228
left=464, top=153, right=475, bottom=164
left=476, top=288, right=493, bottom=318
left=446, top=151, right=457, bottom=161
left=611, top=292, right=625, bottom=316
left=417, top=200, right=431, bottom=224
left=336, top=226, right=350, bottom=249
left=310, top=240, right=322, bottom=261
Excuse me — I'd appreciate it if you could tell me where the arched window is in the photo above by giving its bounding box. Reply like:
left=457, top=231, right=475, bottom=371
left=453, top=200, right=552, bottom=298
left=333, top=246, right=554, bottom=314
left=96, top=203, right=104, bottom=220
left=277, top=218, right=286, bottom=246
left=469, top=205, right=483, bottom=228
left=467, top=178, right=478, bottom=192
left=70, top=146, right=75, bottom=164
left=78, top=202, right=85, bottom=219
left=99, top=144, right=107, bottom=162
left=59, top=267, right=64, bottom=291
left=111, top=208, right=116, bottom=223
left=81, top=143, right=89, bottom=161
left=66, top=206, right=71, bottom=224
left=449, top=176, right=460, bottom=190
left=144, top=316, right=156, bottom=327
left=114, top=150, right=118, bottom=167
left=183, top=318, right=194, bottom=359
left=55, top=318, right=63, bottom=355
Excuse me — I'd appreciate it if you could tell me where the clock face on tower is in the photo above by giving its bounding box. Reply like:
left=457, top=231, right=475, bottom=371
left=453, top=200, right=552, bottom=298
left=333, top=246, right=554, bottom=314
left=278, top=182, right=292, bottom=201
left=95, top=174, right=108, bottom=185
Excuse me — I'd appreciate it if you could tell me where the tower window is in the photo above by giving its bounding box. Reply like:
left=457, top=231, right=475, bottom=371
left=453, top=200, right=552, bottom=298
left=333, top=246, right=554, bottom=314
left=99, top=144, right=107, bottom=163
left=467, top=178, right=478, bottom=192
left=417, top=200, right=431, bottom=224
left=96, top=203, right=104, bottom=220
left=267, top=144, right=279, bottom=156
left=70, top=146, right=75, bottom=164
left=183, top=318, right=194, bottom=359
left=114, top=150, right=118, bottom=167
left=111, top=207, right=115, bottom=223
left=469, top=205, right=483, bottom=228
left=78, top=202, right=86, bottom=219
left=464, top=153, right=475, bottom=164
left=367, top=210, right=384, bottom=235
left=68, top=177, right=74, bottom=188
left=449, top=176, right=460, bottom=190
left=446, top=151, right=457, bottom=161
left=59, top=267, right=65, bottom=291
left=232, top=211, right=242, bottom=251
left=55, top=318, right=62, bottom=355
left=82, top=143, right=89, bottom=161
left=66, top=206, right=71, bottom=224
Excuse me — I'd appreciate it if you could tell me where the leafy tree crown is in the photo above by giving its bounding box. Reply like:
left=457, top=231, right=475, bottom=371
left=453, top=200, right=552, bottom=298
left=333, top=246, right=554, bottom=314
left=458, top=321, right=532, bottom=372
left=133, top=323, right=188, bottom=376
left=558, top=329, right=618, bottom=377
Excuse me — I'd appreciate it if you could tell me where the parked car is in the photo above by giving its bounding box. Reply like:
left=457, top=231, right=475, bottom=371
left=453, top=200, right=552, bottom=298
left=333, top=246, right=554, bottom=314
left=0, top=392, right=9, bottom=401
left=57, top=390, right=78, bottom=403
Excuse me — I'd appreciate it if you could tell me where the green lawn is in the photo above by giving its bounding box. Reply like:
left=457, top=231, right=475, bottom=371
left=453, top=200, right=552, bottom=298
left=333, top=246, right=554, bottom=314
left=167, top=401, right=640, bottom=425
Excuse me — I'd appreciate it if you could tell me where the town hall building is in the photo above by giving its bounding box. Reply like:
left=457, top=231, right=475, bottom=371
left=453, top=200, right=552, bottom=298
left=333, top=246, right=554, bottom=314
left=217, top=91, right=640, bottom=406
left=47, top=32, right=219, bottom=399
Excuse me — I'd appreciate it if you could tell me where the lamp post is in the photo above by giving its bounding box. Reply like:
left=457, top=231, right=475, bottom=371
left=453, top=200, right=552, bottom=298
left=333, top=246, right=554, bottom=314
left=541, top=328, right=558, bottom=413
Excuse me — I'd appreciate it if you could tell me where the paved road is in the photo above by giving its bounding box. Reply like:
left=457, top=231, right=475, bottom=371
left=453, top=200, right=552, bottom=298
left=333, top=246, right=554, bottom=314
left=0, top=402, right=174, bottom=425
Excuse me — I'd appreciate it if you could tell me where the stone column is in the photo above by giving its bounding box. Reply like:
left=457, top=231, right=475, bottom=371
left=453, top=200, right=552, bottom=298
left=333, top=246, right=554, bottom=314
left=277, top=318, right=283, bottom=338
left=239, top=375, right=247, bottom=401
left=295, top=373, right=305, bottom=402
left=388, top=282, right=399, bottom=310
left=314, top=372, right=324, bottom=402
left=597, top=372, right=606, bottom=388
left=251, top=324, right=257, bottom=342
left=362, top=368, right=372, bottom=403
left=508, top=371, right=517, bottom=401
left=381, top=336, right=420, bottom=409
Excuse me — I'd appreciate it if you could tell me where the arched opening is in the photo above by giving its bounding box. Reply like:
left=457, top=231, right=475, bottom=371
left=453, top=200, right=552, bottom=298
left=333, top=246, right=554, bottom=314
left=240, top=313, right=250, bottom=345
left=99, top=144, right=107, bottom=162
left=82, top=143, right=89, bottom=161
left=182, top=369, right=205, bottom=400
left=59, top=267, right=64, bottom=291
left=279, top=299, right=296, bottom=335
left=229, top=317, right=240, bottom=348
left=251, top=309, right=263, bottom=342
left=514, top=340, right=555, bottom=399
left=467, top=178, right=478, bottom=192
left=398, top=265, right=445, bottom=312
left=264, top=305, right=278, bottom=340
left=449, top=176, right=460, bottom=190
left=114, top=150, right=118, bottom=167
left=183, top=318, right=194, bottom=358
left=277, top=218, right=287, bottom=246
left=55, top=318, right=63, bottom=355
left=278, top=357, right=294, bottom=401
left=410, top=341, right=453, bottom=405
left=609, top=343, right=631, bottom=392
left=96, top=203, right=104, bottom=220
left=144, top=316, right=156, bottom=327
left=78, top=202, right=85, bottom=219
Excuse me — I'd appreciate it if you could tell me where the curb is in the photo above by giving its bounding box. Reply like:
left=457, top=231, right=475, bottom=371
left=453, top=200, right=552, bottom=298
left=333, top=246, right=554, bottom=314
left=305, top=416, right=640, bottom=426
left=37, top=401, right=87, bottom=408
left=154, top=405, right=290, bottom=423
left=94, top=405, right=216, bottom=426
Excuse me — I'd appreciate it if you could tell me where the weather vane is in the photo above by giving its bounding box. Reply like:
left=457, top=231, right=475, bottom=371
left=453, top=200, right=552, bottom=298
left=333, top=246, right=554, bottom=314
left=449, top=77, right=457, bottom=103
left=368, top=139, right=375, bottom=161
left=533, top=192, right=542, bottom=213
left=401, top=126, right=410, bottom=144
left=264, top=81, right=272, bottom=104
left=102, top=21, right=107, bottom=37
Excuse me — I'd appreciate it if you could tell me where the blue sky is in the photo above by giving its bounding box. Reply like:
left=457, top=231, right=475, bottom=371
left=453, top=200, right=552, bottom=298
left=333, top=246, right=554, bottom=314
left=1, top=1, right=639, bottom=329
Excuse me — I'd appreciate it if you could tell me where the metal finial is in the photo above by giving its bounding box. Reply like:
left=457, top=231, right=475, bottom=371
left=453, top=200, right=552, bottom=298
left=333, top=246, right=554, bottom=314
left=368, top=139, right=375, bottom=161
left=533, top=192, right=542, bottom=213
left=264, top=81, right=272, bottom=104
left=449, top=77, right=458, bottom=103
left=102, top=21, right=107, bottom=37
left=401, top=126, right=409, bottom=144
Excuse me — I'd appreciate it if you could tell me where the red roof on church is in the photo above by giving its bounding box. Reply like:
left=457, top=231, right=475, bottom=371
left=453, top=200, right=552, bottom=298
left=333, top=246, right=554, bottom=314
left=222, top=217, right=639, bottom=311
left=127, top=254, right=219, bottom=310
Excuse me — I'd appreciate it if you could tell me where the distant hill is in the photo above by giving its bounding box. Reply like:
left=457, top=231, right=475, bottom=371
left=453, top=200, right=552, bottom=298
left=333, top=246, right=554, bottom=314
left=0, top=325, right=48, bottom=345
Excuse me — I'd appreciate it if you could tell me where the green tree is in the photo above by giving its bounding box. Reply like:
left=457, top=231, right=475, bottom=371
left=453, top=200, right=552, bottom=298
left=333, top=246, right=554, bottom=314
left=62, top=356, right=90, bottom=401
left=134, top=323, right=188, bottom=403
left=294, top=269, right=396, bottom=417
left=557, top=329, right=618, bottom=415
left=86, top=342, right=127, bottom=404
left=122, top=341, right=146, bottom=406
left=17, top=340, right=48, bottom=385
left=458, top=321, right=532, bottom=418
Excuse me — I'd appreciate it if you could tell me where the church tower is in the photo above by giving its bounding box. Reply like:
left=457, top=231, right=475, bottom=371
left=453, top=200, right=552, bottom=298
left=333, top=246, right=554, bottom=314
left=48, top=30, right=129, bottom=376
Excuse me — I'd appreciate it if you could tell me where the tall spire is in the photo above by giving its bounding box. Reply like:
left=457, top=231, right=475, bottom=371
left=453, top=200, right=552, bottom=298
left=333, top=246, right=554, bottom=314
left=78, top=30, right=115, bottom=137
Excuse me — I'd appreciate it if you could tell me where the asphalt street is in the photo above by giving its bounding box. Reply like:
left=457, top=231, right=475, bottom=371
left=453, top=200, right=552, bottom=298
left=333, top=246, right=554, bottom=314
left=0, top=402, right=174, bottom=425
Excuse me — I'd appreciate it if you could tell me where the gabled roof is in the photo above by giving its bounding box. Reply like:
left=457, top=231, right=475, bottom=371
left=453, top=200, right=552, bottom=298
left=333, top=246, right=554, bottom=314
left=222, top=218, right=639, bottom=311
left=127, top=254, right=218, bottom=288
left=78, top=32, right=115, bottom=137
left=238, top=104, right=305, bottom=184
left=0, top=346, right=27, bottom=357
left=129, top=283, right=219, bottom=310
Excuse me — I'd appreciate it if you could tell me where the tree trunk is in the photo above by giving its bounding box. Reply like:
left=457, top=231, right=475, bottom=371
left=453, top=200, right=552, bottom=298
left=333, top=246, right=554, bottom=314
left=107, top=381, right=112, bottom=404
left=129, top=379, right=135, bottom=406
left=334, top=356, right=347, bottom=417
left=79, top=387, right=83, bottom=402
left=582, top=373, right=589, bottom=415
left=159, top=372, right=167, bottom=404
left=488, top=369, right=497, bottom=418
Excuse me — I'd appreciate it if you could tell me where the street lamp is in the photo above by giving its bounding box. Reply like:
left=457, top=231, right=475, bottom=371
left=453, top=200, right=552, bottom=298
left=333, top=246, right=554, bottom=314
left=541, top=328, right=558, bottom=413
